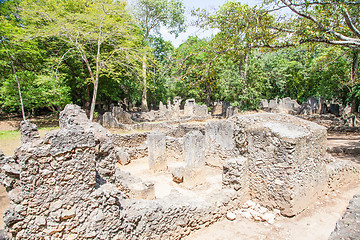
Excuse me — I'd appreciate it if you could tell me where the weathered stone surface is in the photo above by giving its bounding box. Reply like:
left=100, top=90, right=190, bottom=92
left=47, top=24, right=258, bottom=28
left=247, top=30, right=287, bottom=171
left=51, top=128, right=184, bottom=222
left=226, top=106, right=238, bottom=118
left=172, top=167, right=184, bottom=183
left=184, top=99, right=196, bottom=116
left=183, top=167, right=206, bottom=188
left=329, top=195, right=360, bottom=240
left=212, top=101, right=230, bottom=116
left=148, top=130, right=167, bottom=172
left=184, top=130, right=205, bottom=168
left=260, top=99, right=269, bottom=109
left=20, top=120, right=40, bottom=144
left=194, top=104, right=208, bottom=117
left=115, top=168, right=155, bottom=200
left=112, top=106, right=133, bottom=124
left=222, top=157, right=249, bottom=192
left=100, top=112, right=118, bottom=128
left=298, top=96, right=327, bottom=115
left=0, top=154, right=20, bottom=192
left=114, top=147, right=130, bottom=165
left=205, top=120, right=236, bottom=166
left=231, top=113, right=328, bottom=216
left=159, top=101, right=167, bottom=112
left=266, top=98, right=300, bottom=114
left=1, top=104, right=245, bottom=240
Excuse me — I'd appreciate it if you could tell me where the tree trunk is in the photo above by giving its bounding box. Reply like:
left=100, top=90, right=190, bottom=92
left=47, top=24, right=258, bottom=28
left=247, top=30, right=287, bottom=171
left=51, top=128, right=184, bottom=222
left=141, top=56, right=149, bottom=112
left=89, top=21, right=103, bottom=121
left=3, top=42, right=26, bottom=121
left=351, top=50, right=359, bottom=113
left=89, top=76, right=99, bottom=121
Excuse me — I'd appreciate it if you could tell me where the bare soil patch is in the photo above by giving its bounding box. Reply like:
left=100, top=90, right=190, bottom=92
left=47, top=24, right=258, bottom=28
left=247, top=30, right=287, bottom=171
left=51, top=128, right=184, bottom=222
left=185, top=183, right=360, bottom=240
left=327, top=133, right=360, bottom=149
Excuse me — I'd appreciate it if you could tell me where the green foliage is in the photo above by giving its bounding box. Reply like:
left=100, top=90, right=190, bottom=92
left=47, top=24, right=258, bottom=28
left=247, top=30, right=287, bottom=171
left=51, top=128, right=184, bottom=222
left=0, top=72, right=71, bottom=112
left=133, top=0, right=186, bottom=39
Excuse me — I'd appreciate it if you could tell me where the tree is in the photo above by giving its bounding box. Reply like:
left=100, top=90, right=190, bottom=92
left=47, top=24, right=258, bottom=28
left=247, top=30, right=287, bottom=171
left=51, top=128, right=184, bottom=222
left=262, top=0, right=360, bottom=111
left=0, top=0, right=71, bottom=116
left=21, top=0, right=142, bottom=120
left=132, top=0, right=185, bottom=111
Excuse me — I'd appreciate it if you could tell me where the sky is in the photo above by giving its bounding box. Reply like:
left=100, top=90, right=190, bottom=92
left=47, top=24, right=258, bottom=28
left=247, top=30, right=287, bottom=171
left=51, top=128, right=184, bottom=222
left=160, top=0, right=263, bottom=47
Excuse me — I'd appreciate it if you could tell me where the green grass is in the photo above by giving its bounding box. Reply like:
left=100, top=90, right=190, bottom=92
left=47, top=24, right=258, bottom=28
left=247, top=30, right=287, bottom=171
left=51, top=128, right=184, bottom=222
left=0, top=130, right=21, bottom=141
left=0, top=127, right=59, bottom=156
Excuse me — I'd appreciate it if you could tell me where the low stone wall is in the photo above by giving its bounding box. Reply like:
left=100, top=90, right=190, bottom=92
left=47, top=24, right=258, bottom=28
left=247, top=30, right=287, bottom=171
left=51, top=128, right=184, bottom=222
left=327, top=159, right=360, bottom=191
left=113, top=133, right=149, bottom=148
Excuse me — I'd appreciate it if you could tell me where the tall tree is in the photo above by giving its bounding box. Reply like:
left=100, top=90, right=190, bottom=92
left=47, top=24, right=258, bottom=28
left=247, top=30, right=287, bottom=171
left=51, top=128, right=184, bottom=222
left=262, top=0, right=360, bottom=111
left=21, top=0, right=142, bottom=120
left=132, top=0, right=185, bottom=111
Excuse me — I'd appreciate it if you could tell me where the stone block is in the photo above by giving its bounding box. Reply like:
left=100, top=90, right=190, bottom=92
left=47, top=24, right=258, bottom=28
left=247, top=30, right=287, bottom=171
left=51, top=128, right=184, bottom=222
left=148, top=130, right=167, bottom=172
left=194, top=104, right=208, bottom=117
left=159, top=101, right=167, bottom=112
left=20, top=120, right=40, bottom=144
left=231, top=113, right=328, bottom=216
left=222, top=157, right=249, bottom=192
left=268, top=99, right=278, bottom=110
left=183, top=167, right=206, bottom=188
left=184, top=131, right=205, bottom=168
left=114, top=147, right=130, bottom=165
left=100, top=112, right=118, bottom=128
left=329, top=195, right=360, bottom=240
left=172, top=167, right=184, bottom=183
left=226, top=106, right=238, bottom=118
left=112, top=106, right=133, bottom=124
left=260, top=99, right=269, bottom=109
left=205, top=121, right=234, bottom=151
left=184, top=99, right=196, bottom=116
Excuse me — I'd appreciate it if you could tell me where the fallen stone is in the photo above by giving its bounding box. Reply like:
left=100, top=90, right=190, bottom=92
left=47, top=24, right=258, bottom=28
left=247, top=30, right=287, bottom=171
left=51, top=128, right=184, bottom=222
left=172, top=167, right=184, bottom=183
left=226, top=212, right=236, bottom=221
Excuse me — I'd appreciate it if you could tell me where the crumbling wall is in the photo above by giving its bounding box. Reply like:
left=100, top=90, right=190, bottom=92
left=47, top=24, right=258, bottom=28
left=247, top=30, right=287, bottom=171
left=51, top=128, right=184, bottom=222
left=230, top=113, right=328, bottom=216
left=1, top=104, right=226, bottom=240
left=205, top=120, right=238, bottom=167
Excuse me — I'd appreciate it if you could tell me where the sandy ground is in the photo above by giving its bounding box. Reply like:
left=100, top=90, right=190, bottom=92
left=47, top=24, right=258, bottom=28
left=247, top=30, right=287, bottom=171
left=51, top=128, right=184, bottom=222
left=185, top=183, right=360, bottom=240
left=327, top=133, right=360, bottom=149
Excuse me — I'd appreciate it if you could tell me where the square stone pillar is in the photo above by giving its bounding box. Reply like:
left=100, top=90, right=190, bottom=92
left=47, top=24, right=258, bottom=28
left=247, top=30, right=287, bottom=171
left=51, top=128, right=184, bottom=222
left=148, top=130, right=167, bottom=172
left=183, top=130, right=206, bottom=187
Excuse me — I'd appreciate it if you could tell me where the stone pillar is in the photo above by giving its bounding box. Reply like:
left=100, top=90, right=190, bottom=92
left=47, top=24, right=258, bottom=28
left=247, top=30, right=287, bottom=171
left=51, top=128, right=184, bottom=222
left=183, top=131, right=206, bottom=188
left=148, top=130, right=167, bottom=172
left=184, top=99, right=195, bottom=116
left=184, top=131, right=205, bottom=168
left=159, top=101, right=167, bottom=112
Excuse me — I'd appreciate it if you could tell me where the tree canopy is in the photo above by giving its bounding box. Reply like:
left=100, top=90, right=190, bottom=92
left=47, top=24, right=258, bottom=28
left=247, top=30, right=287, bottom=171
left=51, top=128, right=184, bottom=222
left=0, top=0, right=359, bottom=118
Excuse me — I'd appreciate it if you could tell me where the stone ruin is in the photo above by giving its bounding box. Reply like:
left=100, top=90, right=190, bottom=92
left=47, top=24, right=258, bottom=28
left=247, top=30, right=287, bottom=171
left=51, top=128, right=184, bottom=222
left=261, top=96, right=342, bottom=117
left=1, top=104, right=360, bottom=239
left=100, top=98, right=211, bottom=128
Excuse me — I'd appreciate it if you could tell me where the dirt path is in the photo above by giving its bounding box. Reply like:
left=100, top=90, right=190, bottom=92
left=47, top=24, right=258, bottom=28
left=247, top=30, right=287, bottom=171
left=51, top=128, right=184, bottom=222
left=327, top=133, right=360, bottom=149
left=185, top=183, right=360, bottom=240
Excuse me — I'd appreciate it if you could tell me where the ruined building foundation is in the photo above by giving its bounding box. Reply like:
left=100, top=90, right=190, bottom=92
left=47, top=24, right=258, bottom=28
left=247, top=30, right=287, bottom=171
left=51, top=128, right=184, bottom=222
left=0, top=104, right=359, bottom=239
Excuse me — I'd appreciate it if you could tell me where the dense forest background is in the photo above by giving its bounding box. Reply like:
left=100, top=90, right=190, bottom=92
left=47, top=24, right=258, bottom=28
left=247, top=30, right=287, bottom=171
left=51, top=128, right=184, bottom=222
left=0, top=0, right=359, bottom=119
